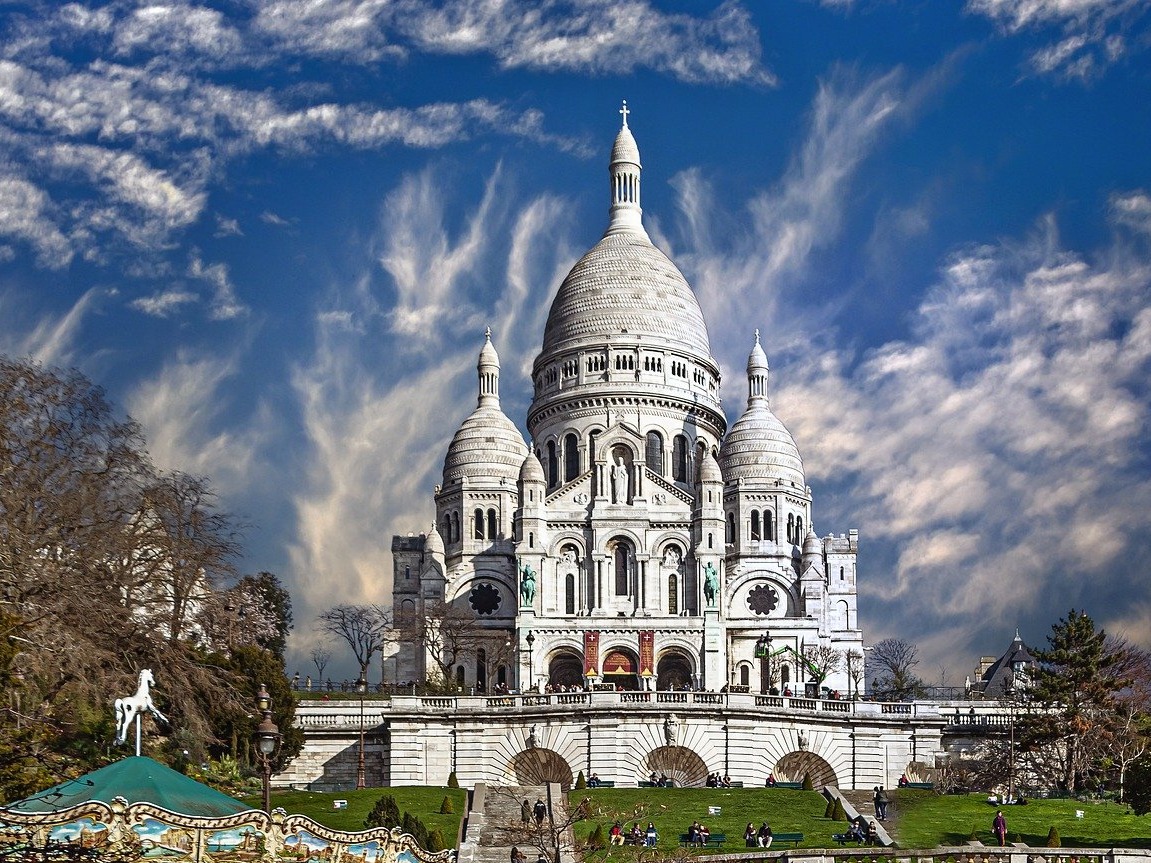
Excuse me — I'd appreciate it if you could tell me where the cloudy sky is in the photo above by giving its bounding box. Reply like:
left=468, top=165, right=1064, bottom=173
left=2, top=0, right=1150, bottom=685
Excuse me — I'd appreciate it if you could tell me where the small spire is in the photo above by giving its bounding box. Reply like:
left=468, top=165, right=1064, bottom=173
left=619, top=100, right=630, bottom=128
left=755, top=328, right=760, bottom=345
left=485, top=326, right=491, bottom=340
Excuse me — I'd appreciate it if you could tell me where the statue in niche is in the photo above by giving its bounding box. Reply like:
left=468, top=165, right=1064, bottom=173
left=527, top=725, right=538, bottom=748
left=797, top=731, right=808, bottom=751
left=664, top=715, right=678, bottom=745
left=703, top=562, right=719, bottom=607
left=611, top=457, right=629, bottom=504
left=519, top=560, right=537, bottom=606
left=663, top=547, right=681, bottom=568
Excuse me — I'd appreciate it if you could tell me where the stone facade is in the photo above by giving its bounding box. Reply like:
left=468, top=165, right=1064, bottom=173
left=391, top=107, right=862, bottom=698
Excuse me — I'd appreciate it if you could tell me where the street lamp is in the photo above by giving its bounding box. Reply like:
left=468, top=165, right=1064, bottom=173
left=355, top=670, right=367, bottom=790
left=754, top=631, right=772, bottom=694
left=252, top=683, right=281, bottom=814
left=526, top=631, right=536, bottom=692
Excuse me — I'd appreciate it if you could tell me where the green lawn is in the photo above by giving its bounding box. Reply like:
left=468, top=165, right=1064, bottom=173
left=890, top=790, right=1151, bottom=850
left=578, top=788, right=832, bottom=852
left=242, top=787, right=466, bottom=841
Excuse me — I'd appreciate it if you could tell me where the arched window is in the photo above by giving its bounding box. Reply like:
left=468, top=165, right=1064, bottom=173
left=668, top=573, right=678, bottom=615
left=474, top=508, right=485, bottom=539
left=613, top=540, right=632, bottom=596
left=564, top=432, right=580, bottom=482
left=786, top=513, right=795, bottom=543
left=751, top=511, right=761, bottom=541
left=840, top=566, right=845, bottom=581
left=546, top=440, right=558, bottom=488
left=765, top=511, right=774, bottom=541
left=487, top=508, right=497, bottom=539
left=440, top=514, right=451, bottom=541
left=588, top=431, right=599, bottom=464
left=726, top=512, right=735, bottom=544
left=452, top=511, right=460, bottom=542
left=646, top=431, right=664, bottom=474
left=740, top=664, right=750, bottom=687
left=672, top=435, right=688, bottom=482
left=455, top=666, right=466, bottom=688
left=565, top=573, right=575, bottom=615
left=796, top=516, right=804, bottom=539
left=476, top=648, right=487, bottom=692
left=708, top=533, right=713, bottom=549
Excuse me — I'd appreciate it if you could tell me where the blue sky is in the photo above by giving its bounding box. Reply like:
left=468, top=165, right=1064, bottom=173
left=2, top=0, right=1150, bottom=685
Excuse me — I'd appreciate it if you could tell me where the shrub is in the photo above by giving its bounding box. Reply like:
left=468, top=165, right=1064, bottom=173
left=365, top=794, right=402, bottom=829
left=1045, top=827, right=1060, bottom=848
left=802, top=772, right=814, bottom=791
left=447, top=771, right=460, bottom=789
left=402, top=812, right=430, bottom=849
left=968, top=826, right=979, bottom=842
left=574, top=770, right=586, bottom=790
left=427, top=829, right=447, bottom=852
left=824, top=797, right=836, bottom=818
left=831, top=799, right=846, bottom=822
left=588, top=824, right=606, bottom=850
left=440, top=795, right=454, bottom=814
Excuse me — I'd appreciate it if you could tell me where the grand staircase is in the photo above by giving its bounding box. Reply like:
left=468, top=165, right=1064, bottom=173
left=458, top=784, right=575, bottom=863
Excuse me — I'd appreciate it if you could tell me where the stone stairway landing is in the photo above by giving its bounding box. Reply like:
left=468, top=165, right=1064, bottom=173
left=460, top=784, right=574, bottom=863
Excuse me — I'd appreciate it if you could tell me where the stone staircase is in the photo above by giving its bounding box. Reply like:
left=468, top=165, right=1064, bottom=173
left=458, top=783, right=575, bottom=863
left=824, top=787, right=894, bottom=847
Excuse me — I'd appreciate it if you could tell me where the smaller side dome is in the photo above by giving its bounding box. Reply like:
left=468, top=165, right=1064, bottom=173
left=802, top=528, right=821, bottom=556
left=519, top=451, right=546, bottom=484
left=699, top=448, right=722, bottom=484
left=719, top=332, right=805, bottom=488
left=425, top=521, right=445, bottom=557
left=443, top=332, right=529, bottom=485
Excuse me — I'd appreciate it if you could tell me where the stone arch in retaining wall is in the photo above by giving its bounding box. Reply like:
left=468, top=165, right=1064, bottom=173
left=643, top=745, right=708, bottom=787
left=774, top=751, right=839, bottom=788
left=513, top=747, right=575, bottom=790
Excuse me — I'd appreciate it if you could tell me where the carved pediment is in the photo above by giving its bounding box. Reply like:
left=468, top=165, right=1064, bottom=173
left=547, top=472, right=594, bottom=509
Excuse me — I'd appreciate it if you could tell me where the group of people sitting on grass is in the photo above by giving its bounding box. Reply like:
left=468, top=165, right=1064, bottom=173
left=743, top=822, right=774, bottom=847
left=705, top=773, right=733, bottom=787
left=838, top=815, right=879, bottom=845
left=608, top=821, right=658, bottom=847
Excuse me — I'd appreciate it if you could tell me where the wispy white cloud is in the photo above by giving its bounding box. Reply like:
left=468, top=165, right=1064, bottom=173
left=0, top=287, right=109, bottom=367
left=130, top=288, right=199, bottom=318
left=0, top=176, right=72, bottom=268
left=966, top=0, right=1149, bottom=79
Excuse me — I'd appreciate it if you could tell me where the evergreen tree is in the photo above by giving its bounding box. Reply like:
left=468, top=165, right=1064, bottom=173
left=1127, top=754, right=1151, bottom=815
left=574, top=770, right=586, bottom=790
left=427, top=829, right=446, bottom=852
left=1045, top=826, right=1060, bottom=847
left=365, top=794, right=402, bottom=829
left=440, top=795, right=454, bottom=814
left=447, top=771, right=460, bottom=789
left=802, top=772, right=813, bottom=791
left=1017, top=609, right=1129, bottom=791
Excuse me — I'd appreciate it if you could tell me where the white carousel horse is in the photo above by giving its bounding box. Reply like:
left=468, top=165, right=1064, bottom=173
left=114, top=669, right=169, bottom=746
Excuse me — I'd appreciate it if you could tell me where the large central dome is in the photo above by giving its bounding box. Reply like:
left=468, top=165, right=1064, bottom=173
left=541, top=231, right=713, bottom=359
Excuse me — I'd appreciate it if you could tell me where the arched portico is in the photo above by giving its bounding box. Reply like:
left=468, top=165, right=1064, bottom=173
left=656, top=650, right=694, bottom=690
left=644, top=745, right=708, bottom=787
left=548, top=651, right=584, bottom=689
left=774, top=751, right=838, bottom=788
left=513, top=747, right=575, bottom=790
left=601, top=647, right=641, bottom=690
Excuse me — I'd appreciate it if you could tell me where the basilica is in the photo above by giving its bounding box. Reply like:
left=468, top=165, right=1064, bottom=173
left=392, top=107, right=863, bottom=697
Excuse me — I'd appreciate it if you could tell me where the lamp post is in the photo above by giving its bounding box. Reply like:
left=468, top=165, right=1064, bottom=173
left=526, top=631, right=536, bottom=692
left=253, top=683, right=281, bottom=814
left=754, top=631, right=772, bottom=693
left=355, top=670, right=367, bottom=790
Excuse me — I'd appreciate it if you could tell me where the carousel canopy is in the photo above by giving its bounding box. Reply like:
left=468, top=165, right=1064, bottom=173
left=0, top=756, right=252, bottom=818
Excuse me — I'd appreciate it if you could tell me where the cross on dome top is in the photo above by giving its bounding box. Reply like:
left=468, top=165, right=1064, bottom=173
left=619, top=100, right=630, bottom=128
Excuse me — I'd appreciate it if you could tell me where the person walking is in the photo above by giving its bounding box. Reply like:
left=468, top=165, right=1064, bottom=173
left=876, top=786, right=890, bottom=821
left=534, top=798, right=547, bottom=827
left=993, top=810, right=1007, bottom=847
left=521, top=799, right=531, bottom=825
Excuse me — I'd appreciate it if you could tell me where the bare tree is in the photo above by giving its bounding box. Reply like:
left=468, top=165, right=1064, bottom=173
left=867, top=638, right=926, bottom=701
left=311, top=645, right=333, bottom=683
left=317, top=604, right=391, bottom=679
left=844, top=649, right=865, bottom=699
left=801, top=645, right=843, bottom=688
left=394, top=599, right=486, bottom=687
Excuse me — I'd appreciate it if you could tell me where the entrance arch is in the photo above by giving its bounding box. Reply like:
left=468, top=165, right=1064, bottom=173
left=644, top=746, right=708, bottom=788
left=513, top=748, right=575, bottom=790
left=774, top=752, right=838, bottom=788
left=601, top=648, right=640, bottom=690
left=548, top=651, right=584, bottom=689
left=656, top=651, right=693, bottom=690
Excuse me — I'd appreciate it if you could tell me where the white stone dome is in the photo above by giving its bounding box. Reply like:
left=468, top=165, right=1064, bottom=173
left=719, top=333, right=805, bottom=488
left=443, top=406, right=528, bottom=485
left=443, top=331, right=528, bottom=485
left=541, top=231, right=713, bottom=360
left=519, top=451, right=545, bottom=484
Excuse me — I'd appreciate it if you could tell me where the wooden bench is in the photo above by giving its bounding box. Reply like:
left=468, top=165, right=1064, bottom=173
left=638, top=781, right=674, bottom=788
left=903, top=782, right=933, bottom=790
left=588, top=780, right=615, bottom=788
left=771, top=832, right=804, bottom=848
left=770, top=782, right=803, bottom=790
left=678, top=833, right=726, bottom=847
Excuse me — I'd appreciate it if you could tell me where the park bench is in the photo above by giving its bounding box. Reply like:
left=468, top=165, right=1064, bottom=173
left=678, top=833, right=726, bottom=847
left=728, top=781, right=744, bottom=788
left=771, top=832, right=804, bottom=848
left=832, top=831, right=866, bottom=846
left=638, top=781, right=674, bottom=788
left=588, top=780, right=615, bottom=788
left=770, top=782, right=803, bottom=789
left=903, top=782, right=933, bottom=790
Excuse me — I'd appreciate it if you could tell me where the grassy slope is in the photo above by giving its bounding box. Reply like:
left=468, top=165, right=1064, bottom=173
left=891, top=790, right=1151, bottom=850
left=578, top=788, right=832, bottom=851
left=243, top=787, right=466, bottom=840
